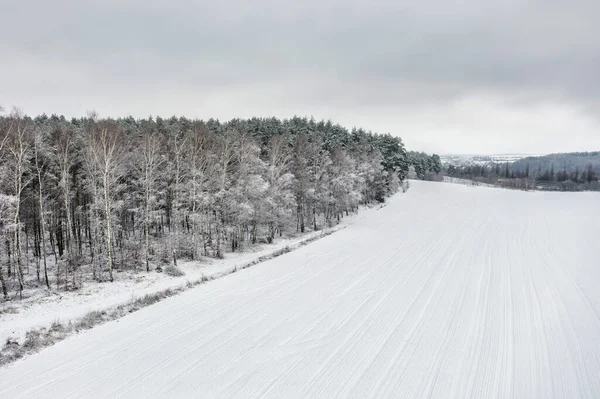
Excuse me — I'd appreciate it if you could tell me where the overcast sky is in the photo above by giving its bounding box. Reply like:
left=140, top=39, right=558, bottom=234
left=1, top=0, right=599, bottom=154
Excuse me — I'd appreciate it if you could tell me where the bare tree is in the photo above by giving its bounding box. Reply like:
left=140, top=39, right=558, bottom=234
left=138, top=127, right=164, bottom=271
left=186, top=122, right=212, bottom=260
left=86, top=120, right=127, bottom=282
left=0, top=112, right=10, bottom=299
left=212, top=130, right=238, bottom=258
left=4, top=112, right=32, bottom=298
left=168, top=130, right=189, bottom=266
left=53, top=124, right=77, bottom=286
left=266, top=135, right=293, bottom=239
left=292, top=134, right=310, bottom=232
left=33, top=133, right=51, bottom=289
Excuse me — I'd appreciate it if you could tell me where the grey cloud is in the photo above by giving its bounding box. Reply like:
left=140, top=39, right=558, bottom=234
left=0, top=0, right=598, bottom=153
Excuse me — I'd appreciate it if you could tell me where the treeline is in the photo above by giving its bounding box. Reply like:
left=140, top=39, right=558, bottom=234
left=0, top=111, right=409, bottom=299
left=407, top=151, right=442, bottom=180
left=446, top=157, right=599, bottom=191
left=511, top=152, right=600, bottom=176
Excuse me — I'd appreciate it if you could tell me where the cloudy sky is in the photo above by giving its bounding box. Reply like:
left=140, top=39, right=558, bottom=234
left=1, top=0, right=599, bottom=154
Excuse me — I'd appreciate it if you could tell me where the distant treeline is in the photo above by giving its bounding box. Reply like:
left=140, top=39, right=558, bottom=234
left=446, top=152, right=600, bottom=191
left=0, top=111, right=410, bottom=299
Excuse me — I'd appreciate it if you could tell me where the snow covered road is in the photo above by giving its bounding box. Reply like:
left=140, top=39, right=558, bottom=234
left=1, top=181, right=600, bottom=398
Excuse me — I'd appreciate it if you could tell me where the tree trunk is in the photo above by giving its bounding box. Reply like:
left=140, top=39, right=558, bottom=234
left=6, top=239, right=11, bottom=277
left=145, top=179, right=151, bottom=272
left=0, top=262, right=7, bottom=300
left=14, top=222, right=24, bottom=299
left=14, top=173, right=24, bottom=298
left=38, top=174, right=50, bottom=289
left=104, top=173, right=114, bottom=282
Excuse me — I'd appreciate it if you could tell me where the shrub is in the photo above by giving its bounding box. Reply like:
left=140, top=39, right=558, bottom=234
left=164, top=265, right=185, bottom=277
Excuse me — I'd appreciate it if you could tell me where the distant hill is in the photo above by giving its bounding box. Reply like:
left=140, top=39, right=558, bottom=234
left=441, top=154, right=538, bottom=167
left=508, top=152, right=600, bottom=175
left=443, top=151, right=600, bottom=191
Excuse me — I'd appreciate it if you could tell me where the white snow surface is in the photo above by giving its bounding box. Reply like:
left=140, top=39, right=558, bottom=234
left=443, top=176, right=497, bottom=188
left=0, top=224, right=353, bottom=345
left=1, top=180, right=600, bottom=398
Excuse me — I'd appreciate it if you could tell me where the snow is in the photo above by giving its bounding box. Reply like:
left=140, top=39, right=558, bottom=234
left=1, top=180, right=600, bottom=398
left=442, top=175, right=497, bottom=188
left=0, top=221, right=357, bottom=346
left=441, top=154, right=539, bottom=166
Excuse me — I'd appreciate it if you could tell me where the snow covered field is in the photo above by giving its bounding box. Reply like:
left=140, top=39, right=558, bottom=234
left=443, top=175, right=497, bottom=188
left=1, top=180, right=599, bottom=398
left=0, top=220, right=358, bottom=346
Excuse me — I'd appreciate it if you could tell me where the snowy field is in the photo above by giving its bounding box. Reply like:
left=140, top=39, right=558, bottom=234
left=443, top=175, right=497, bottom=188
left=1, top=180, right=599, bottom=398
left=0, top=225, right=353, bottom=347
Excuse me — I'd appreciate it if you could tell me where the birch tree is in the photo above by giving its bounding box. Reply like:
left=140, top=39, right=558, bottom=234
left=167, top=130, right=188, bottom=266
left=292, top=134, right=309, bottom=232
left=33, top=133, right=51, bottom=289
left=4, top=112, right=32, bottom=298
left=137, top=127, right=164, bottom=271
left=185, top=122, right=212, bottom=260
left=213, top=130, right=238, bottom=258
left=52, top=124, right=77, bottom=286
left=265, top=135, right=294, bottom=240
left=86, top=120, right=127, bottom=282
